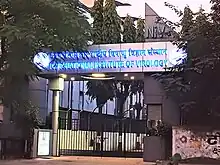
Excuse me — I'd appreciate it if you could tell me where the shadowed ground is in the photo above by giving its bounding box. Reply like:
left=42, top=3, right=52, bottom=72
left=0, top=156, right=145, bottom=165
left=1, top=156, right=220, bottom=165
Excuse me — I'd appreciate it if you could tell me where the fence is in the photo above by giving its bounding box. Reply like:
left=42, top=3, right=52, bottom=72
left=0, top=138, right=27, bottom=159
left=58, top=117, right=146, bottom=157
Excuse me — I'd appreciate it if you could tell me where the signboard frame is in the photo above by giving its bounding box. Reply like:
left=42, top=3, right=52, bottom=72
left=33, top=42, right=187, bottom=75
left=36, top=129, right=52, bottom=157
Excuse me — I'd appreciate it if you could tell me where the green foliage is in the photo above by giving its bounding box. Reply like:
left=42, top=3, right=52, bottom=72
left=167, top=153, right=182, bottom=165
left=123, top=14, right=136, bottom=43
left=102, top=0, right=121, bottom=44
left=10, top=99, right=41, bottom=157
left=210, top=0, right=220, bottom=23
left=86, top=80, right=115, bottom=110
left=180, top=6, right=194, bottom=40
left=86, top=79, right=144, bottom=116
left=172, top=153, right=182, bottom=163
left=113, top=81, right=130, bottom=115
left=0, top=1, right=91, bottom=153
left=11, top=100, right=41, bottom=131
left=87, top=0, right=144, bottom=116
left=91, top=0, right=104, bottom=44
left=111, top=80, right=144, bottom=116
left=0, top=0, right=90, bottom=105
left=136, top=18, right=145, bottom=42
left=164, top=2, right=183, bottom=17
left=154, top=3, right=220, bottom=128
left=147, top=120, right=170, bottom=136
left=87, top=0, right=122, bottom=112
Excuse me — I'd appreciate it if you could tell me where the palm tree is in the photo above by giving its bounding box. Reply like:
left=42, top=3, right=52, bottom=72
left=86, top=80, right=115, bottom=114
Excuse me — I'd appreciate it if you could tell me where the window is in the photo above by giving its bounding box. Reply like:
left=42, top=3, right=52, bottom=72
left=147, top=104, right=162, bottom=120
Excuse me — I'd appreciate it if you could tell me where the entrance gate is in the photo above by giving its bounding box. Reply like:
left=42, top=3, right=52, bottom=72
left=58, top=112, right=146, bottom=157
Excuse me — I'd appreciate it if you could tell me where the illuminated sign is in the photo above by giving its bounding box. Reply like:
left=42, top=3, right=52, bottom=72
left=34, top=42, right=187, bottom=74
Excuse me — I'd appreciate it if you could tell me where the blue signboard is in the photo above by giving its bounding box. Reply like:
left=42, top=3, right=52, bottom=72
left=33, top=42, right=187, bottom=74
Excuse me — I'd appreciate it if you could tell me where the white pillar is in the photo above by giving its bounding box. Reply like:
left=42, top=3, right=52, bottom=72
left=48, top=77, right=64, bottom=156
left=51, top=90, right=59, bottom=156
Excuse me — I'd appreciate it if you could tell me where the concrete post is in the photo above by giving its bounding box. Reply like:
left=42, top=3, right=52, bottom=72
left=51, top=90, right=59, bottom=156
left=48, top=77, right=64, bottom=157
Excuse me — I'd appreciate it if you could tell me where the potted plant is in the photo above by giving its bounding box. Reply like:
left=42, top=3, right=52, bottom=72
left=147, top=120, right=170, bottom=136
left=143, top=120, right=171, bottom=162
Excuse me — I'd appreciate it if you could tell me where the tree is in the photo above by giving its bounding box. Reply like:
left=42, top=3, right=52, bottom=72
left=87, top=0, right=145, bottom=151
left=91, top=0, right=104, bottom=44
left=102, top=0, right=121, bottom=44
left=136, top=18, right=145, bottom=42
left=111, top=80, right=144, bottom=150
left=130, top=80, right=144, bottom=119
left=210, top=0, right=220, bottom=58
left=11, top=100, right=41, bottom=157
left=87, top=0, right=122, bottom=112
left=178, top=7, right=217, bottom=127
left=179, top=6, right=194, bottom=41
left=210, top=0, right=220, bottom=23
left=117, top=80, right=144, bottom=150
left=0, top=0, right=90, bottom=105
left=0, top=0, right=90, bottom=155
left=88, top=0, right=113, bottom=113
left=86, top=80, right=115, bottom=114
left=155, top=4, right=220, bottom=129
left=123, top=14, right=136, bottom=43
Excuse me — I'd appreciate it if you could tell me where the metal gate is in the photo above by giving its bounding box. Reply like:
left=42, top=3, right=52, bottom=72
left=58, top=113, right=146, bottom=157
left=0, top=138, right=27, bottom=159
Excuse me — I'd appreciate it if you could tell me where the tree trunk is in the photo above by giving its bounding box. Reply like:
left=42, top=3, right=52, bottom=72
left=96, top=99, right=103, bottom=152
left=117, top=97, right=126, bottom=152
left=135, top=102, right=142, bottom=150
left=135, top=93, right=142, bottom=150
left=129, top=94, right=133, bottom=118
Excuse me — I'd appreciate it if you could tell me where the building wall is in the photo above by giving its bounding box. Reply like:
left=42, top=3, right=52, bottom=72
left=28, top=79, right=117, bottom=122
left=0, top=107, right=24, bottom=138
left=172, top=127, right=220, bottom=159
left=144, top=74, right=180, bottom=125
left=145, top=3, right=174, bottom=40
left=28, top=77, right=48, bottom=123
left=0, top=74, right=179, bottom=134
left=29, top=73, right=180, bottom=126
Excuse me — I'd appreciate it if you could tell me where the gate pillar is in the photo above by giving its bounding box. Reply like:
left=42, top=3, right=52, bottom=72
left=48, top=77, right=64, bottom=156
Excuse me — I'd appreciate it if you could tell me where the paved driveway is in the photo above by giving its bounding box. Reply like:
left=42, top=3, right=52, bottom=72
left=0, top=156, right=146, bottom=165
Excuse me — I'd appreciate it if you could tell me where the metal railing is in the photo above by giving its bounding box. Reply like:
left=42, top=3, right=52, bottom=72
left=58, top=117, right=146, bottom=158
left=0, top=138, right=27, bottom=160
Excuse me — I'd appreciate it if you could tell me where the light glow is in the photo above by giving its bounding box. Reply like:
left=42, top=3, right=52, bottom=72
left=91, top=73, right=106, bottom=78
left=70, top=77, right=75, bottom=81
left=60, top=74, right=67, bottom=79
left=130, top=76, right=135, bottom=80
left=81, top=75, right=115, bottom=80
